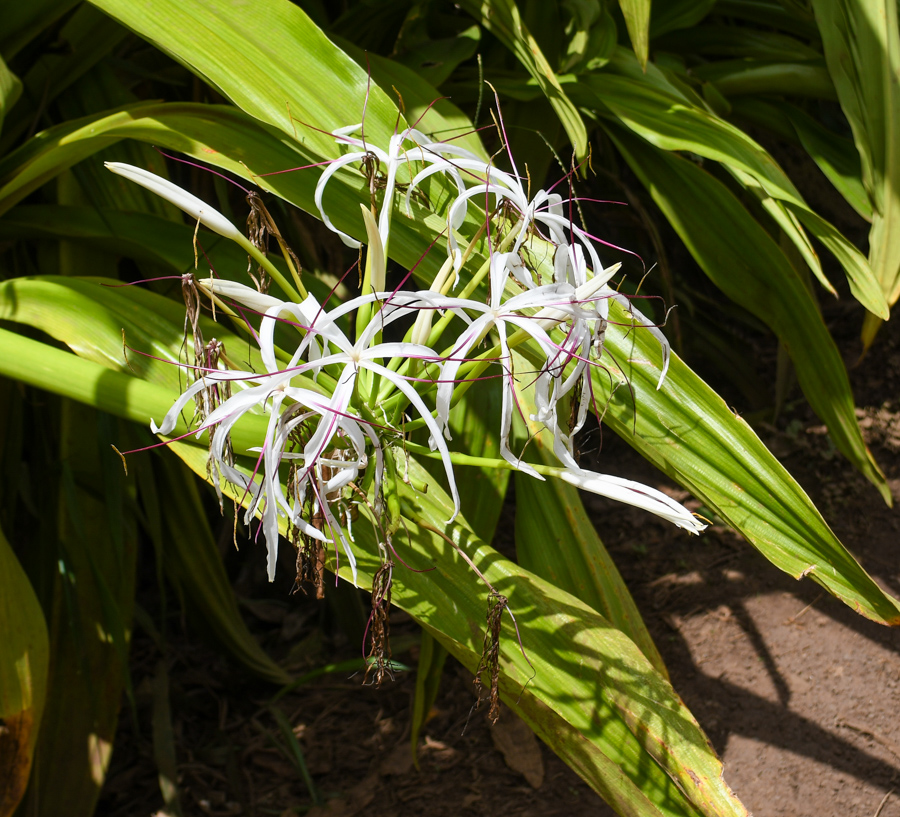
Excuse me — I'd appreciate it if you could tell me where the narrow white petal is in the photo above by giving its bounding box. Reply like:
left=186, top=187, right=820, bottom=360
left=560, top=469, right=705, bottom=533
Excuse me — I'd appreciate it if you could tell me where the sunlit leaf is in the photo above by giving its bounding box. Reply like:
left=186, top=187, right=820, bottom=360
left=604, top=123, right=890, bottom=504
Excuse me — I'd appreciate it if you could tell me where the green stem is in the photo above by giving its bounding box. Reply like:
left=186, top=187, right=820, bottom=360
left=238, top=236, right=306, bottom=302
left=402, top=441, right=564, bottom=477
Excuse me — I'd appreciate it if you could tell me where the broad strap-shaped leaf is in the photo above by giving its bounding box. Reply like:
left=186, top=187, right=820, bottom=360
left=574, top=49, right=887, bottom=317
left=3, top=99, right=897, bottom=622
left=533, top=294, right=900, bottom=625
left=20, top=401, right=138, bottom=817
left=514, top=466, right=669, bottom=677
left=730, top=97, right=872, bottom=221
left=0, top=0, right=79, bottom=60
left=653, top=23, right=822, bottom=61
left=418, top=379, right=510, bottom=544
left=617, top=0, right=651, bottom=69
left=649, top=0, right=718, bottom=37
left=511, top=354, right=667, bottom=675
left=171, top=441, right=746, bottom=817
left=811, top=0, right=900, bottom=345
left=690, top=57, right=837, bottom=99
left=88, top=0, right=402, bottom=155
left=604, top=123, right=890, bottom=504
left=0, top=5, right=128, bottom=153
left=715, top=0, right=820, bottom=38
left=153, top=452, right=292, bottom=686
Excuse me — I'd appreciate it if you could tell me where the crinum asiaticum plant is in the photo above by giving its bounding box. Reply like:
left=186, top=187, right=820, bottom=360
left=105, top=116, right=704, bottom=597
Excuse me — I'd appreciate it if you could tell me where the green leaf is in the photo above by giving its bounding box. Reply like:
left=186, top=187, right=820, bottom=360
left=691, top=58, right=837, bottom=99
left=410, top=630, right=448, bottom=768
left=173, top=441, right=748, bottom=817
left=4, top=102, right=896, bottom=624
left=560, top=293, right=900, bottom=625
left=156, top=451, right=292, bottom=686
left=0, top=0, right=79, bottom=60
left=714, top=0, right=820, bottom=39
left=419, top=380, right=510, bottom=543
left=3, top=83, right=897, bottom=622
left=617, top=0, right=650, bottom=69
left=730, top=97, right=872, bottom=220
left=577, top=51, right=887, bottom=317
left=0, top=5, right=128, bottom=153
left=151, top=661, right=183, bottom=817
left=512, top=365, right=667, bottom=676
left=393, top=23, right=481, bottom=88
left=653, top=24, right=822, bottom=61
left=811, top=0, right=900, bottom=346
left=87, top=0, right=402, bottom=156
left=0, top=522, right=49, bottom=817
left=649, top=0, right=717, bottom=37
left=515, top=465, right=669, bottom=676
left=20, top=402, right=138, bottom=817
left=604, top=124, right=890, bottom=505
left=455, top=0, right=589, bottom=160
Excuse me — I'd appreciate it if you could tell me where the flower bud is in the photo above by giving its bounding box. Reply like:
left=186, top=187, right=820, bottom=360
left=105, top=162, right=243, bottom=241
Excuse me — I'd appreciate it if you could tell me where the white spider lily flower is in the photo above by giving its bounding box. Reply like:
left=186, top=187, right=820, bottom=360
left=105, top=162, right=243, bottom=241
left=150, top=366, right=330, bottom=579
left=559, top=469, right=705, bottom=534
left=315, top=125, right=474, bottom=252
left=403, top=155, right=605, bottom=280
left=428, top=253, right=593, bottom=477
left=253, top=289, right=462, bottom=522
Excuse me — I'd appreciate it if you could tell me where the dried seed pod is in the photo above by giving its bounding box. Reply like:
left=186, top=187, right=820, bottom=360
left=474, top=590, right=508, bottom=725
left=364, top=560, right=393, bottom=687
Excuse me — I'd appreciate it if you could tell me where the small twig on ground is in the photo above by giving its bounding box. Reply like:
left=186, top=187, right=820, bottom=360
left=873, top=787, right=894, bottom=817
left=783, top=593, right=824, bottom=626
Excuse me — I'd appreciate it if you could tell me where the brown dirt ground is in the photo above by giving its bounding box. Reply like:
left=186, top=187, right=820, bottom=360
left=98, top=302, right=900, bottom=817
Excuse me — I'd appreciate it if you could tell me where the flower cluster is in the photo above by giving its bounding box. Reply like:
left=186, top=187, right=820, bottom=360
left=107, top=124, right=703, bottom=584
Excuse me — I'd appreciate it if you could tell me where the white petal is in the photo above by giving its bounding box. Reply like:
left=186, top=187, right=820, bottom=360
left=560, top=469, right=705, bottom=533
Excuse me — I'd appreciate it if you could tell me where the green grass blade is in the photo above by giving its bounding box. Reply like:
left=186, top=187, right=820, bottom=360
left=267, top=705, right=322, bottom=806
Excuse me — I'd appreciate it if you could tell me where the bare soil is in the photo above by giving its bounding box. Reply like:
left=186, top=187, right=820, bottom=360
left=99, top=305, right=900, bottom=817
